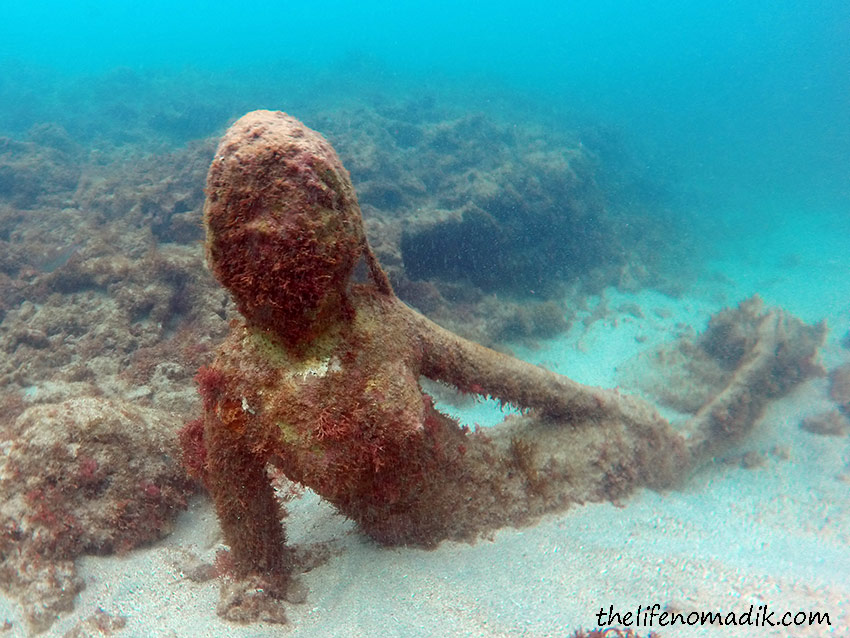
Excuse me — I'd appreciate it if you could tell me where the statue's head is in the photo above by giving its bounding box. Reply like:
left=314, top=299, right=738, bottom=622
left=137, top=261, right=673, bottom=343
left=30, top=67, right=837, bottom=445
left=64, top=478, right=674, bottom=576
left=204, top=110, right=366, bottom=345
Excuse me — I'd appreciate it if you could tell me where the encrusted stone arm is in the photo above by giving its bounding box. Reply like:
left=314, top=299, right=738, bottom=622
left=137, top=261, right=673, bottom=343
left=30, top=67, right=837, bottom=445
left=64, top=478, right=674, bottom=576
left=407, top=300, right=622, bottom=418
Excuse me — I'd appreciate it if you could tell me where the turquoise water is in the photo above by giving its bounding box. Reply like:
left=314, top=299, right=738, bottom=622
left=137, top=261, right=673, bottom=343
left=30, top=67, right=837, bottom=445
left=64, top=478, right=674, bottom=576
left=2, top=1, right=848, bottom=212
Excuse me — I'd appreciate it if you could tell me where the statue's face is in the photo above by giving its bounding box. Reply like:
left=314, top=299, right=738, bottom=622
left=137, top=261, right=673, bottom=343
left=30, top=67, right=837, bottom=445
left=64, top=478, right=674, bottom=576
left=204, top=110, right=366, bottom=343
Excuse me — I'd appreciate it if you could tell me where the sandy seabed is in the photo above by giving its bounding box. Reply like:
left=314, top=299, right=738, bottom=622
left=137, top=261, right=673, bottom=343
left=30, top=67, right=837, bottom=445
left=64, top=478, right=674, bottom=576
left=2, top=204, right=847, bottom=638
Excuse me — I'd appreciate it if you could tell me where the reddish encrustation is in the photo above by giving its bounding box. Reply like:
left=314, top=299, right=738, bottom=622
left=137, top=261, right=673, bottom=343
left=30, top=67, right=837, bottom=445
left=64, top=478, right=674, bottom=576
left=188, top=110, right=824, bottom=606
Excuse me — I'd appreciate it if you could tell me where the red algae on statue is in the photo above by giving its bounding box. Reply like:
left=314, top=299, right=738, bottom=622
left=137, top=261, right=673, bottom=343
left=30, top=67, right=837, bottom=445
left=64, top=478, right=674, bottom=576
left=186, top=110, right=825, bottom=621
left=204, top=110, right=384, bottom=346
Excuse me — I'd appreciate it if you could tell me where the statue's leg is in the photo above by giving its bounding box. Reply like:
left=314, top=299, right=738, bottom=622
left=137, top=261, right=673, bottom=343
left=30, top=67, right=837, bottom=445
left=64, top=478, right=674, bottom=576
left=685, top=306, right=825, bottom=458
left=204, top=412, right=291, bottom=590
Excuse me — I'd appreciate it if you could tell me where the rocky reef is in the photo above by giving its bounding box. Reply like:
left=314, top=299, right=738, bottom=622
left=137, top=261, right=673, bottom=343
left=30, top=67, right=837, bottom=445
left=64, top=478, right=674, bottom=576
left=317, top=103, right=685, bottom=344
left=0, top=397, right=192, bottom=633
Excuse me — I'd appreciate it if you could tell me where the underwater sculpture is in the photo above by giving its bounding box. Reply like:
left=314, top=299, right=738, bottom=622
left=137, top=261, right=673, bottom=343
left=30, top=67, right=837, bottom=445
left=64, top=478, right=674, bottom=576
left=185, top=110, right=824, bottom=614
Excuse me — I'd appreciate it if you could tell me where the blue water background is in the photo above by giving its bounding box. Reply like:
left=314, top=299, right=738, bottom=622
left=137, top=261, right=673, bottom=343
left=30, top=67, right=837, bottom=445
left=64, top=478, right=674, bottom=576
left=1, top=0, right=848, bottom=216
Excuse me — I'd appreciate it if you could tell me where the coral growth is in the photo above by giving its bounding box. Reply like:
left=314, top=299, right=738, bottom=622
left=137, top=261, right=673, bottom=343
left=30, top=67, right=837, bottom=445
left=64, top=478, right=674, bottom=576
left=187, top=110, right=826, bottom=622
left=0, top=397, right=193, bottom=633
left=0, top=237, right=228, bottom=417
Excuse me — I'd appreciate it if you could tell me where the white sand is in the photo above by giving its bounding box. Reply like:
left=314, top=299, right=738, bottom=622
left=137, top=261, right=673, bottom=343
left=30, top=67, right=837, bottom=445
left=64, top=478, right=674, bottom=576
left=3, top=205, right=849, bottom=637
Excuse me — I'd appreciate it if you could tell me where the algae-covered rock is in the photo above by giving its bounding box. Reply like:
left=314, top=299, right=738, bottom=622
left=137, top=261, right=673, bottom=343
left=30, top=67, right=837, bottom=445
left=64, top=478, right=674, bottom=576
left=0, top=396, right=193, bottom=633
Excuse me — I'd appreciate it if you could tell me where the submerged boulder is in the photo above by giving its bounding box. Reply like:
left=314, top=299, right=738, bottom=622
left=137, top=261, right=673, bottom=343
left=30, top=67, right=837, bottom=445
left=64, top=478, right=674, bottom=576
left=0, top=396, right=193, bottom=633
